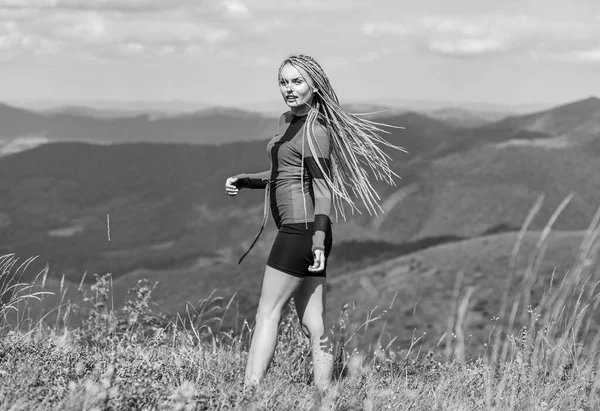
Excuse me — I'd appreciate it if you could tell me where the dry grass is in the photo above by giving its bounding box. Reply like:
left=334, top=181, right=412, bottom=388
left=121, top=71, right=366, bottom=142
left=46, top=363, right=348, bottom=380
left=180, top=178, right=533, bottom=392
left=1, top=197, right=600, bottom=410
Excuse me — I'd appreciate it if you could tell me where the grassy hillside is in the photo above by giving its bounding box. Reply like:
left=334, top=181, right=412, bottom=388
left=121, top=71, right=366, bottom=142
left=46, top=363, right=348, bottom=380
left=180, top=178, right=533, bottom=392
left=384, top=143, right=600, bottom=240
left=2, top=218, right=599, bottom=410
left=18, top=227, right=594, bottom=357
left=1, top=96, right=600, bottom=286
left=496, top=96, right=600, bottom=141
left=328, top=230, right=593, bottom=351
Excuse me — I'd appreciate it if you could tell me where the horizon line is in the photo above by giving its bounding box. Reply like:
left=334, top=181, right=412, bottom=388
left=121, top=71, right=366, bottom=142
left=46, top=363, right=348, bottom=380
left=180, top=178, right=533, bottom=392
left=3, top=94, right=599, bottom=113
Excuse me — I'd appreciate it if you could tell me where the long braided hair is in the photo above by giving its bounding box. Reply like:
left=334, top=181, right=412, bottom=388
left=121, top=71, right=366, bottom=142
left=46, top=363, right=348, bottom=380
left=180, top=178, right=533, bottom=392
left=278, top=54, right=407, bottom=220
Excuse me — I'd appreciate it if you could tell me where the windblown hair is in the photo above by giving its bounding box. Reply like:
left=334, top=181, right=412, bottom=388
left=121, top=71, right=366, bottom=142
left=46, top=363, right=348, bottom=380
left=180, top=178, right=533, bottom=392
left=278, top=54, right=407, bottom=220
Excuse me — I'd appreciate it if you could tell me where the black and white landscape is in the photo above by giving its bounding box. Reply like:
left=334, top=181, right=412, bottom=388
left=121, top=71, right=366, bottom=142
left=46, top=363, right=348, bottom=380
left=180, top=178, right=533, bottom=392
left=2, top=96, right=600, bottom=348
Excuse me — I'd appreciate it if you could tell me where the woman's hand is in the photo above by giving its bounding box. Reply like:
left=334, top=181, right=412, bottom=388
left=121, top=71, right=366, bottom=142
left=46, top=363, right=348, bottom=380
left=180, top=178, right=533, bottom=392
left=308, top=249, right=325, bottom=273
left=225, top=177, right=240, bottom=196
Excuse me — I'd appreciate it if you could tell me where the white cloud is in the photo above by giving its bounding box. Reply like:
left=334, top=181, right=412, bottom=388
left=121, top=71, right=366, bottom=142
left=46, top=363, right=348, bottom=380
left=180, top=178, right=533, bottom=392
left=573, top=48, right=600, bottom=63
left=249, top=0, right=358, bottom=12
left=364, top=14, right=600, bottom=60
left=0, top=16, right=62, bottom=55
left=0, top=0, right=254, bottom=14
left=417, top=15, right=533, bottom=56
left=118, top=41, right=145, bottom=55
left=54, top=12, right=108, bottom=43
left=358, top=49, right=392, bottom=63
left=0, top=1, right=267, bottom=59
left=0, top=7, right=231, bottom=57
left=362, top=22, right=406, bottom=37
left=221, top=0, right=249, bottom=18
left=0, top=0, right=190, bottom=12
left=428, top=38, right=508, bottom=55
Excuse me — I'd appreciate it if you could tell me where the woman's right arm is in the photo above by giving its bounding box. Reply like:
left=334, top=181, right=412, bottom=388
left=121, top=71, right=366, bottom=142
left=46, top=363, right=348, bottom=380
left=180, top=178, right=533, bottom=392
left=227, top=112, right=288, bottom=195
left=226, top=170, right=269, bottom=196
left=232, top=170, right=270, bottom=189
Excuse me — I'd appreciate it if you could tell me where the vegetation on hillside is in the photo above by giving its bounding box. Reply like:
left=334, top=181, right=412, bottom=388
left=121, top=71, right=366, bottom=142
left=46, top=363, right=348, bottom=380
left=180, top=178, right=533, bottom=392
left=2, top=199, right=600, bottom=410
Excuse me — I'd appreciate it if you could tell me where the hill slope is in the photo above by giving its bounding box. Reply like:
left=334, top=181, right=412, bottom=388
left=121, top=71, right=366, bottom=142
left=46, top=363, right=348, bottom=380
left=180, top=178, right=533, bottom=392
left=494, top=96, right=600, bottom=142
left=427, top=107, right=491, bottom=128
left=28, top=229, right=591, bottom=354
left=2, top=97, right=600, bottom=285
left=0, top=103, right=279, bottom=145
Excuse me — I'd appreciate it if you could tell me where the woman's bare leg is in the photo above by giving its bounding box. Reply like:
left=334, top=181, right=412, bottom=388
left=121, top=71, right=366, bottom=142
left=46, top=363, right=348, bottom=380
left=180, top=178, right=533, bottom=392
left=294, top=276, right=334, bottom=390
left=244, top=265, right=303, bottom=387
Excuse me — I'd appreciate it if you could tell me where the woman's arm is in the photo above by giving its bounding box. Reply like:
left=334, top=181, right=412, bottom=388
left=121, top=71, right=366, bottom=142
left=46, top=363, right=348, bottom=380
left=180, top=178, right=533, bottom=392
left=232, top=112, right=288, bottom=190
left=233, top=170, right=270, bottom=189
left=303, top=124, right=333, bottom=253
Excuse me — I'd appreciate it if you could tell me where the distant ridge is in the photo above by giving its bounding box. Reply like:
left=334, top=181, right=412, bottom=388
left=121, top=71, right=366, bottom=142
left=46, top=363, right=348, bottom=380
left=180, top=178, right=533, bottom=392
left=495, top=95, right=600, bottom=141
left=0, top=101, right=277, bottom=145
left=1, top=96, right=599, bottom=150
left=427, top=107, right=490, bottom=128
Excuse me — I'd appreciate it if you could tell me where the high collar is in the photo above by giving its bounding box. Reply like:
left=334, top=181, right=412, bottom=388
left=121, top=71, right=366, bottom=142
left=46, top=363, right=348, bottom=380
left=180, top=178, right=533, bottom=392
left=291, top=113, right=308, bottom=122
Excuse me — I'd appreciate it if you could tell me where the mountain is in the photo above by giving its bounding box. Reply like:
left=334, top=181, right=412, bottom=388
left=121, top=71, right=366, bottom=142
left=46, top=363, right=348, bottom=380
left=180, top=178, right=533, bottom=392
left=494, top=96, right=600, bottom=142
left=3, top=96, right=600, bottom=355
left=10, top=99, right=211, bottom=114
left=363, top=97, right=600, bottom=243
left=370, top=97, right=552, bottom=114
left=0, top=102, right=278, bottom=145
left=0, top=109, right=464, bottom=281
left=43, top=106, right=164, bottom=119
left=2, top=96, right=600, bottom=286
left=372, top=143, right=600, bottom=242
left=427, top=108, right=491, bottom=128
left=0, top=102, right=48, bottom=136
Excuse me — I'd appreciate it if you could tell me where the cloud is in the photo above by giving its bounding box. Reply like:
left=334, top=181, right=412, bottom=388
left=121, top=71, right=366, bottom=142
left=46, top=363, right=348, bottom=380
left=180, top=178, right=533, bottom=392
left=417, top=15, right=533, bottom=56
left=0, top=0, right=276, bottom=59
left=0, top=0, right=193, bottom=12
left=358, top=49, right=393, bottom=63
left=0, top=6, right=232, bottom=58
left=428, top=38, right=508, bottom=55
left=0, top=16, right=62, bottom=56
left=364, top=13, right=600, bottom=60
left=362, top=22, right=406, bottom=37
left=573, top=48, right=600, bottom=63
left=221, top=0, right=250, bottom=18
left=0, top=0, right=255, bottom=15
left=249, top=0, right=358, bottom=12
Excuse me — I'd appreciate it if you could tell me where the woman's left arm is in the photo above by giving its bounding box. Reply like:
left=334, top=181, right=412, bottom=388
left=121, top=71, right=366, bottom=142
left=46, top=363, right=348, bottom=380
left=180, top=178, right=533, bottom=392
left=304, top=124, right=333, bottom=257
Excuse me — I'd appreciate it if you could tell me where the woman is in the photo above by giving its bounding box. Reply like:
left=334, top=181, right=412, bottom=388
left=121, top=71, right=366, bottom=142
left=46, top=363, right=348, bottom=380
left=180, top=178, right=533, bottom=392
left=225, top=54, right=403, bottom=390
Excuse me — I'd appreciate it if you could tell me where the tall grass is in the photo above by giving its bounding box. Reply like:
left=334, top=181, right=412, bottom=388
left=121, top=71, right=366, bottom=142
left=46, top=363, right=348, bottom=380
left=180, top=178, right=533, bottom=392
left=1, top=197, right=600, bottom=410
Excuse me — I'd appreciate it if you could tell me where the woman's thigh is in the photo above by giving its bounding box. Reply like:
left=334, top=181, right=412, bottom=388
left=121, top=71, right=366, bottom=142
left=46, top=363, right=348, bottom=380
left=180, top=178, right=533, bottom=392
left=256, top=265, right=304, bottom=319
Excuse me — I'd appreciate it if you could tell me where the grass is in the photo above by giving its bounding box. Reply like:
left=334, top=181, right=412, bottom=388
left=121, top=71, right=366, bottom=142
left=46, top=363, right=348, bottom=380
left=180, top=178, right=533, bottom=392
left=1, top=196, right=600, bottom=410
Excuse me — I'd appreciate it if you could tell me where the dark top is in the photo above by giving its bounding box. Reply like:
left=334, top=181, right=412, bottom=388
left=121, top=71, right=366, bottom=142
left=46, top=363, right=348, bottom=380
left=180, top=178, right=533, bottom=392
left=235, top=111, right=333, bottom=251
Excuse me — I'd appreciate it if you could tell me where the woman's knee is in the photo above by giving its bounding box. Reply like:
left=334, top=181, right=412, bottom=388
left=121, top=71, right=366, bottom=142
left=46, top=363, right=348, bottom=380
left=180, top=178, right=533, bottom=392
left=255, top=302, right=284, bottom=324
left=300, top=317, right=325, bottom=339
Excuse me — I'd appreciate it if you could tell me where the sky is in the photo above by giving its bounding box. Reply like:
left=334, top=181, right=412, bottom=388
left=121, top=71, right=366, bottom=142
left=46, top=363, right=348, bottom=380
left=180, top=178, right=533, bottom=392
left=2, top=0, right=600, bottom=109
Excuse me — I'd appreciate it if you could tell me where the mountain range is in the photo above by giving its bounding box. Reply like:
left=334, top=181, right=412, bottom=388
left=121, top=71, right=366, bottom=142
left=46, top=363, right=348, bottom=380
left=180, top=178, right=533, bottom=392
left=0, top=103, right=278, bottom=149
left=0, top=98, right=552, bottom=153
left=2, top=96, right=600, bottom=353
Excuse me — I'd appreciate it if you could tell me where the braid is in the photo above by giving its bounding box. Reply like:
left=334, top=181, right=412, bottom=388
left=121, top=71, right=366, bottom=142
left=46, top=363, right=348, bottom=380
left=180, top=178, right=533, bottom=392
left=278, top=54, right=406, bottom=220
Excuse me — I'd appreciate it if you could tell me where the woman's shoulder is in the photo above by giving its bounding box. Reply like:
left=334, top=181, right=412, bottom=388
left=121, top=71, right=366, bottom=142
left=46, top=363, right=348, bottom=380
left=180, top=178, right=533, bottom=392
left=280, top=111, right=293, bottom=124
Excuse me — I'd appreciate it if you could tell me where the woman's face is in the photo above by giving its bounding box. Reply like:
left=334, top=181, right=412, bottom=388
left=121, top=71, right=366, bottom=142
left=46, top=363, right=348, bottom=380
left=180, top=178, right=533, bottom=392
left=279, top=63, right=315, bottom=111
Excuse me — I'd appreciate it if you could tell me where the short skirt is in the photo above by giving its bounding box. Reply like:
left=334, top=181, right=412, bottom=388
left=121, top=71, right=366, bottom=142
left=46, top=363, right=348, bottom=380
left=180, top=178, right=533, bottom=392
left=267, top=222, right=333, bottom=278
